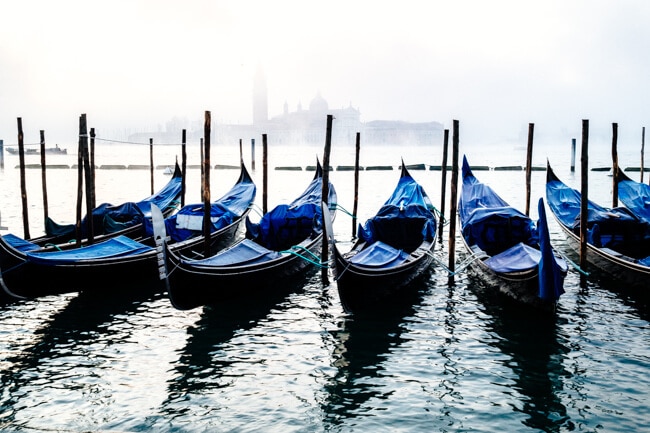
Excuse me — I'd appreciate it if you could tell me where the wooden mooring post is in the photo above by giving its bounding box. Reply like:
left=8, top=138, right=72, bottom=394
left=181, top=129, right=187, bottom=207
left=90, top=128, right=96, bottom=209
left=262, top=134, right=268, bottom=215
left=438, top=129, right=449, bottom=242
left=612, top=123, right=619, bottom=208
left=321, top=114, right=333, bottom=284
left=571, top=138, right=576, bottom=172
left=251, top=138, right=256, bottom=171
left=149, top=138, right=154, bottom=195
left=579, top=119, right=589, bottom=286
left=202, top=111, right=212, bottom=258
left=39, top=130, right=49, bottom=225
left=525, top=123, right=534, bottom=216
left=641, top=126, right=646, bottom=184
left=16, top=118, right=30, bottom=239
left=352, top=132, right=360, bottom=239
left=448, top=120, right=460, bottom=284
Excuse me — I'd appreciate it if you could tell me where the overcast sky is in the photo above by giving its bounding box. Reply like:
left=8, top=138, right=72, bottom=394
left=2, top=0, right=649, bottom=148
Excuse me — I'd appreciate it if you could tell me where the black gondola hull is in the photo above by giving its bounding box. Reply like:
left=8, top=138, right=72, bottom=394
left=334, top=241, right=435, bottom=313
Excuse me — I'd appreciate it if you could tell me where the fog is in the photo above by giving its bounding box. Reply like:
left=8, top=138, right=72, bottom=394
left=2, top=0, right=650, bottom=149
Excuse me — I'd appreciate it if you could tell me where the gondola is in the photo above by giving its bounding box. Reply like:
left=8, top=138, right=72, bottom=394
left=332, top=161, right=438, bottom=313
left=161, top=160, right=336, bottom=311
left=459, top=156, right=567, bottom=312
left=26, top=161, right=183, bottom=247
left=546, top=161, right=650, bottom=288
left=0, top=161, right=256, bottom=300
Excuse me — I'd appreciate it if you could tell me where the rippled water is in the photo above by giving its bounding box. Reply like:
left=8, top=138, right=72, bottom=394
left=1, top=139, right=649, bottom=432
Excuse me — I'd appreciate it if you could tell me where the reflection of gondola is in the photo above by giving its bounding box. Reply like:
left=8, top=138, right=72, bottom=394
left=321, top=283, right=425, bottom=424
left=162, top=277, right=305, bottom=412
left=468, top=275, right=571, bottom=431
left=0, top=289, right=160, bottom=422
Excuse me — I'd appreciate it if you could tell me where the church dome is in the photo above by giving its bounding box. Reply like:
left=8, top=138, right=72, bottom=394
left=309, top=92, right=328, bottom=113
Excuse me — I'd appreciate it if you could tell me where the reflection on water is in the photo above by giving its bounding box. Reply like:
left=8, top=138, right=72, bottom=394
left=163, top=283, right=299, bottom=410
left=1, top=144, right=650, bottom=431
left=0, top=290, right=161, bottom=428
left=322, top=281, right=426, bottom=426
left=469, top=275, right=572, bottom=432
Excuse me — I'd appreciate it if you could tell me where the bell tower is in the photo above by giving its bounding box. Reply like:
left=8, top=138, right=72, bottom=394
left=253, top=64, right=268, bottom=126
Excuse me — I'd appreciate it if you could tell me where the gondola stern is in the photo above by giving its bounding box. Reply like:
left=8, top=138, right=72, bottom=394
left=537, top=197, right=566, bottom=303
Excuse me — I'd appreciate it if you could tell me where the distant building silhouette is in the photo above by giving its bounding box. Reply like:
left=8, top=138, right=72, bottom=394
left=128, top=68, right=443, bottom=146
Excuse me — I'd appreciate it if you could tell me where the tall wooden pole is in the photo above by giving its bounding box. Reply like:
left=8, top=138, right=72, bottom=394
left=149, top=138, right=154, bottom=195
left=39, top=130, right=49, bottom=225
left=352, top=132, right=360, bottom=238
left=321, top=114, right=333, bottom=284
left=262, top=134, right=268, bottom=214
left=570, top=138, right=576, bottom=172
left=525, top=123, right=534, bottom=216
left=448, top=120, right=459, bottom=283
left=251, top=138, right=256, bottom=171
left=17, top=118, right=30, bottom=239
left=239, top=138, right=243, bottom=162
left=81, top=118, right=94, bottom=243
left=439, top=129, right=449, bottom=242
left=90, top=128, right=96, bottom=209
left=202, top=111, right=212, bottom=257
left=75, top=115, right=85, bottom=246
left=181, top=129, right=187, bottom=207
left=611, top=123, right=619, bottom=208
left=642, top=126, right=646, bottom=184
left=579, top=119, right=589, bottom=276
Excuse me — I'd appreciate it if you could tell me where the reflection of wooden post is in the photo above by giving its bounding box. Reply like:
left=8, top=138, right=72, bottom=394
left=352, top=132, right=360, bottom=238
left=525, top=123, right=534, bottom=216
left=612, top=123, right=619, bottom=208
left=203, top=112, right=212, bottom=258
left=580, top=120, right=589, bottom=277
left=448, top=120, right=459, bottom=284
left=321, top=114, right=333, bottom=284
left=262, top=134, right=268, bottom=214
left=149, top=138, right=154, bottom=195
left=40, top=130, right=49, bottom=225
left=439, top=129, right=449, bottom=242
left=17, top=118, right=30, bottom=239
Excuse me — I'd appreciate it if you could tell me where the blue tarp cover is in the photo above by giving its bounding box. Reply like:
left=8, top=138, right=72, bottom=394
left=145, top=175, right=256, bottom=242
left=186, top=239, right=283, bottom=266
left=460, top=157, right=537, bottom=256
left=349, top=240, right=409, bottom=268
left=357, top=171, right=436, bottom=253
left=45, top=165, right=182, bottom=238
left=484, top=242, right=539, bottom=273
left=546, top=177, right=650, bottom=249
left=186, top=168, right=336, bottom=269
left=247, top=174, right=336, bottom=251
left=1, top=233, right=40, bottom=253
left=26, top=235, right=153, bottom=265
left=617, top=177, right=650, bottom=223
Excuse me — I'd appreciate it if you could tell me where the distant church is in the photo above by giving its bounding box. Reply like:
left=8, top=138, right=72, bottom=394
left=129, top=66, right=443, bottom=146
left=246, top=66, right=443, bottom=147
